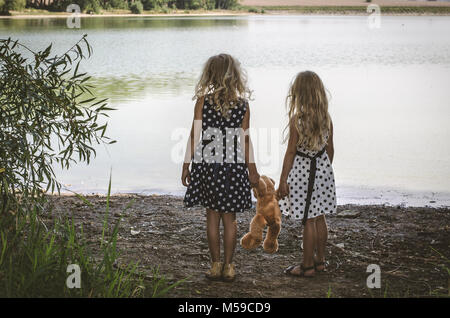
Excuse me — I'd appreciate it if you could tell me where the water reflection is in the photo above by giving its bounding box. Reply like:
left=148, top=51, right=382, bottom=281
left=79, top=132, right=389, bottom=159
left=0, top=16, right=249, bottom=30
left=1, top=15, right=449, bottom=204
left=89, top=73, right=196, bottom=102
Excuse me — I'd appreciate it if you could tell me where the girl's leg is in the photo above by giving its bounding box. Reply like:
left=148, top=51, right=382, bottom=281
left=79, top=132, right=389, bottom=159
left=288, top=217, right=316, bottom=276
left=206, top=209, right=221, bottom=262
left=222, top=212, right=237, bottom=264
left=314, top=214, right=328, bottom=270
left=302, top=217, right=316, bottom=274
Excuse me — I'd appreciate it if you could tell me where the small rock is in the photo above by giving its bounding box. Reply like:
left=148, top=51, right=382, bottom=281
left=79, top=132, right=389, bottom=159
left=337, top=210, right=360, bottom=218
left=336, top=243, right=345, bottom=249
left=130, top=229, right=140, bottom=236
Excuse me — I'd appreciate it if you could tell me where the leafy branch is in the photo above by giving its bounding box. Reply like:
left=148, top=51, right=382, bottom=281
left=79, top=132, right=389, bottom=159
left=0, top=35, right=115, bottom=214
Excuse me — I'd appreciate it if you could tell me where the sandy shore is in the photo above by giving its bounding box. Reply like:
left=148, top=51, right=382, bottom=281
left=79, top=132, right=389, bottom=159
left=241, top=0, right=450, bottom=7
left=43, top=194, right=450, bottom=297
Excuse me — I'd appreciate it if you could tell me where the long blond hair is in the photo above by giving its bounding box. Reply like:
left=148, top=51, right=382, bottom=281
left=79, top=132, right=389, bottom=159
left=194, top=54, right=251, bottom=117
left=285, top=71, right=331, bottom=151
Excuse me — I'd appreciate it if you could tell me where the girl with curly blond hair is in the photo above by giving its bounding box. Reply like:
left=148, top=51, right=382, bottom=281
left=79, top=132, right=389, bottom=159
left=182, top=54, right=259, bottom=282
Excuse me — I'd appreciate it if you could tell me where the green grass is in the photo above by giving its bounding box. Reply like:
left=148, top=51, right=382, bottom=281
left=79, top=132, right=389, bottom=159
left=0, top=175, right=185, bottom=297
left=326, top=284, right=332, bottom=298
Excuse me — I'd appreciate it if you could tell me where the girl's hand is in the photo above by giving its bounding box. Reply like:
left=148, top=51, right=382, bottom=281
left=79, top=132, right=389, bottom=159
left=248, top=171, right=260, bottom=188
left=181, top=165, right=191, bottom=187
left=278, top=180, right=289, bottom=199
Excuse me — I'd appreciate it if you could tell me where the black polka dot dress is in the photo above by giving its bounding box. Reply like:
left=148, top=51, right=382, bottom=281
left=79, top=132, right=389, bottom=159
left=183, top=96, right=252, bottom=213
left=279, top=133, right=337, bottom=222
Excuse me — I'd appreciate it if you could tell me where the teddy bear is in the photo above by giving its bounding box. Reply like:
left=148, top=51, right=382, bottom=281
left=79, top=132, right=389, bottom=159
left=240, top=175, right=282, bottom=254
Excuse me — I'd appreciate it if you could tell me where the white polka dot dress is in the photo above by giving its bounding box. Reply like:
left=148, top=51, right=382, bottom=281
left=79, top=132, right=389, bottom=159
left=279, top=134, right=336, bottom=223
left=184, top=96, right=252, bottom=213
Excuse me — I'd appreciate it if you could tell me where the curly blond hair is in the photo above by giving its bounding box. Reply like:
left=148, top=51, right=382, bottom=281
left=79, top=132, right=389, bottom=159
left=194, top=54, right=251, bottom=118
left=286, top=71, right=331, bottom=151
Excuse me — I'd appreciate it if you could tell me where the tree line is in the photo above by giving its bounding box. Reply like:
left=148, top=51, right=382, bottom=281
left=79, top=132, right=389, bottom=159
left=1, top=0, right=239, bottom=14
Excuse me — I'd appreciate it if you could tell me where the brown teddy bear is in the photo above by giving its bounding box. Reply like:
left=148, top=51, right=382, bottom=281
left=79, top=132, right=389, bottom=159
left=240, top=175, right=282, bottom=254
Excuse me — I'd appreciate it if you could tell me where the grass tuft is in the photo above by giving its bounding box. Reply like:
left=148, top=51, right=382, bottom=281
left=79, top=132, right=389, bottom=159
left=0, top=175, right=184, bottom=297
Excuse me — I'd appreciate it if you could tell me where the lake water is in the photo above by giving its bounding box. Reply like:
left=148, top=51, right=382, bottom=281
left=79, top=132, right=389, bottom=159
left=2, top=15, right=450, bottom=206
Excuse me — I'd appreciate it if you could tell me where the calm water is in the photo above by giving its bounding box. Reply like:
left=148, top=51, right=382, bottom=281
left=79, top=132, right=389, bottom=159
left=2, top=15, right=450, bottom=206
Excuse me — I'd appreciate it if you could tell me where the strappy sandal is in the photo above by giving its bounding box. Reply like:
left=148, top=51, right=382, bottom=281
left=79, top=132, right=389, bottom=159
left=314, top=260, right=326, bottom=272
left=284, top=265, right=297, bottom=275
left=284, top=264, right=315, bottom=278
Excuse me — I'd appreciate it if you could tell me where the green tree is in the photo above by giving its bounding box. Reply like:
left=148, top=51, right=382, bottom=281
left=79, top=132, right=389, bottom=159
left=215, top=0, right=237, bottom=9
left=48, top=0, right=102, bottom=13
left=109, top=0, right=128, bottom=9
left=0, top=35, right=114, bottom=213
left=0, top=0, right=6, bottom=13
left=84, top=0, right=102, bottom=13
left=4, top=0, right=26, bottom=11
left=141, top=0, right=168, bottom=10
left=130, top=0, right=143, bottom=13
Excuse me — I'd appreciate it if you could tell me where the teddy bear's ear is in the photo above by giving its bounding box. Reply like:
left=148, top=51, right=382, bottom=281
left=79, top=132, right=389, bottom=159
left=270, top=178, right=276, bottom=186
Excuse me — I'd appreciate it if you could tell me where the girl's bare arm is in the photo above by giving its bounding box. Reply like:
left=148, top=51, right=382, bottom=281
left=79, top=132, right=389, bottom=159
left=326, top=119, right=334, bottom=164
left=181, top=97, right=204, bottom=186
left=278, top=120, right=299, bottom=198
left=241, top=104, right=260, bottom=187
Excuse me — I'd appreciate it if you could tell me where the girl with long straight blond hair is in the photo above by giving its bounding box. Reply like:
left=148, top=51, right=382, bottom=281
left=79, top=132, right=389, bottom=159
left=182, top=54, right=260, bottom=282
left=278, top=71, right=337, bottom=278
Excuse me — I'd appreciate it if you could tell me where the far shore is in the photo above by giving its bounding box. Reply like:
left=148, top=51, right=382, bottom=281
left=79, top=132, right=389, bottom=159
left=0, top=10, right=247, bottom=19
left=2, top=5, right=450, bottom=19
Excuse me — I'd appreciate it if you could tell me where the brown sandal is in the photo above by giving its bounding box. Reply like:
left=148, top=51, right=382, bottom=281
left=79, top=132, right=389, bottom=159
left=205, top=262, right=223, bottom=281
left=284, top=264, right=315, bottom=278
left=314, top=260, right=326, bottom=272
left=222, top=263, right=236, bottom=282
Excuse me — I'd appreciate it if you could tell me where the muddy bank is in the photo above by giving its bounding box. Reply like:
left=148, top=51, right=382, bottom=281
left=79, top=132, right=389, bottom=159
left=44, top=194, right=449, bottom=298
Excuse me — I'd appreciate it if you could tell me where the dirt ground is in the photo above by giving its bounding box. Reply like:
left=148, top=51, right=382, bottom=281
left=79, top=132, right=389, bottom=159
left=45, top=194, right=449, bottom=298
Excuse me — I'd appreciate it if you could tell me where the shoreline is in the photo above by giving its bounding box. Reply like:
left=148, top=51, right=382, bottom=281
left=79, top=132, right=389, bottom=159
left=44, top=194, right=450, bottom=297
left=55, top=186, right=450, bottom=209
left=2, top=6, right=450, bottom=19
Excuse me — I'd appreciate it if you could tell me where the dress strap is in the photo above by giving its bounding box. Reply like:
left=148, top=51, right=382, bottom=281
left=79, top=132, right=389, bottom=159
left=295, top=147, right=327, bottom=225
